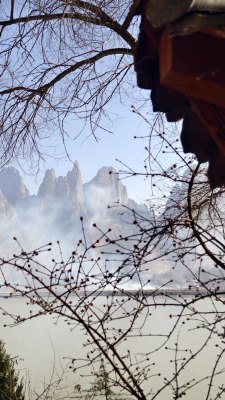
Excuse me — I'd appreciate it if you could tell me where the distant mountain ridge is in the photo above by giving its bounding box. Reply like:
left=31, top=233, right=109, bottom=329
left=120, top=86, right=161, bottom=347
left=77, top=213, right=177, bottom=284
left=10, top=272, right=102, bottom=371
left=0, top=164, right=148, bottom=243
left=0, top=164, right=133, bottom=210
left=0, top=165, right=203, bottom=288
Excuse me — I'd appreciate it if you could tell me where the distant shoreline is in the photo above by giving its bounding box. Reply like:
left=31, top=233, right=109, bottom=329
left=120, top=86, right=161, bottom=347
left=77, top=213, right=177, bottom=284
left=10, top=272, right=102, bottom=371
left=0, top=288, right=224, bottom=298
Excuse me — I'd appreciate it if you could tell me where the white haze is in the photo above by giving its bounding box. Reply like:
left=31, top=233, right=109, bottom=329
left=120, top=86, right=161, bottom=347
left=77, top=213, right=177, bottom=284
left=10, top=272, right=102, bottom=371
left=0, top=165, right=209, bottom=290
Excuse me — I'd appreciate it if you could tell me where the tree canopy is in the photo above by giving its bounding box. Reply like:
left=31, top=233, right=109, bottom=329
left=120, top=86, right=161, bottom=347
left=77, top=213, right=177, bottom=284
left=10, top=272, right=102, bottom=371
left=0, top=0, right=138, bottom=166
left=0, top=341, right=24, bottom=400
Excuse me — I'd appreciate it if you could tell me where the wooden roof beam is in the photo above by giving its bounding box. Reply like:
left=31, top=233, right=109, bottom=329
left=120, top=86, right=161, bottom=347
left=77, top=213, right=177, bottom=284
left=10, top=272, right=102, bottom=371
left=145, top=0, right=225, bottom=28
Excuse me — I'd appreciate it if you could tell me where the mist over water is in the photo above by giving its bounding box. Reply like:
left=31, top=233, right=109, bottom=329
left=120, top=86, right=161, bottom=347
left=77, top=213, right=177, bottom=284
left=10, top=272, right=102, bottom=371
left=0, top=165, right=213, bottom=289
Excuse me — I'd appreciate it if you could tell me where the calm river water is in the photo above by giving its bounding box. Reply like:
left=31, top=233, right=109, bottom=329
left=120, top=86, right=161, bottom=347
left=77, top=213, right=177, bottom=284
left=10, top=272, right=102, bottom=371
left=0, top=295, right=224, bottom=400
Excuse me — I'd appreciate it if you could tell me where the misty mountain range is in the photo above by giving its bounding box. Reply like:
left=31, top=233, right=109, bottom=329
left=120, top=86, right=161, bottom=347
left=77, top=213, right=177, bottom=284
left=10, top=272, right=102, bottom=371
left=0, top=163, right=130, bottom=210
left=0, top=164, right=208, bottom=288
left=0, top=164, right=148, bottom=253
left=0, top=164, right=163, bottom=288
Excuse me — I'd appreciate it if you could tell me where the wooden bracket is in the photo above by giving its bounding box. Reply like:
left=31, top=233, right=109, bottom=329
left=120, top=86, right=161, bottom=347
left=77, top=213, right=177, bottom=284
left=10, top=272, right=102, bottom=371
left=159, top=28, right=225, bottom=108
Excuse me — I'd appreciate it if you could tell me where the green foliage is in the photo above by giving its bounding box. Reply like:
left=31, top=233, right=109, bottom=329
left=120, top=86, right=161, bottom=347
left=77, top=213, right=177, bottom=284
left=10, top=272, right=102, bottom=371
left=86, top=359, right=113, bottom=400
left=75, top=359, right=129, bottom=400
left=0, top=341, right=25, bottom=400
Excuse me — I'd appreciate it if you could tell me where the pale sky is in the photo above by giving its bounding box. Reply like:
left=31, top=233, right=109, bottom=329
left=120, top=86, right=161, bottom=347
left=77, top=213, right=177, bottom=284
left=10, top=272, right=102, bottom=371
left=12, top=92, right=181, bottom=203
left=14, top=100, right=161, bottom=203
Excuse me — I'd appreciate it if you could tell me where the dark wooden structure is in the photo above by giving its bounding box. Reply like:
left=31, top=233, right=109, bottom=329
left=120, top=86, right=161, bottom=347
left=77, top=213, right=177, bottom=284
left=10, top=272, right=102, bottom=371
left=133, top=0, right=225, bottom=188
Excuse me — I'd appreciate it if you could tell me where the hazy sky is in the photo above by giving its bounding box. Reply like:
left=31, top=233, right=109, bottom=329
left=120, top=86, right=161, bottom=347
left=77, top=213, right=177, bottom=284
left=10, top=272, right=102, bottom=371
left=14, top=99, right=161, bottom=203
left=12, top=91, right=181, bottom=203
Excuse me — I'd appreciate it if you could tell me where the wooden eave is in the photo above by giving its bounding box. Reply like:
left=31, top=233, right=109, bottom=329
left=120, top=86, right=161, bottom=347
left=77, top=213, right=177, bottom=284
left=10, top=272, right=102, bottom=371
left=144, top=0, right=225, bottom=33
left=132, top=0, right=225, bottom=188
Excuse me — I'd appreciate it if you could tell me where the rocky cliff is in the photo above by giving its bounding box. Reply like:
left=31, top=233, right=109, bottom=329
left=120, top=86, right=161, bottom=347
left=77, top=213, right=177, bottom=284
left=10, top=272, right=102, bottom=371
left=0, top=166, right=29, bottom=204
left=0, top=164, right=147, bottom=238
